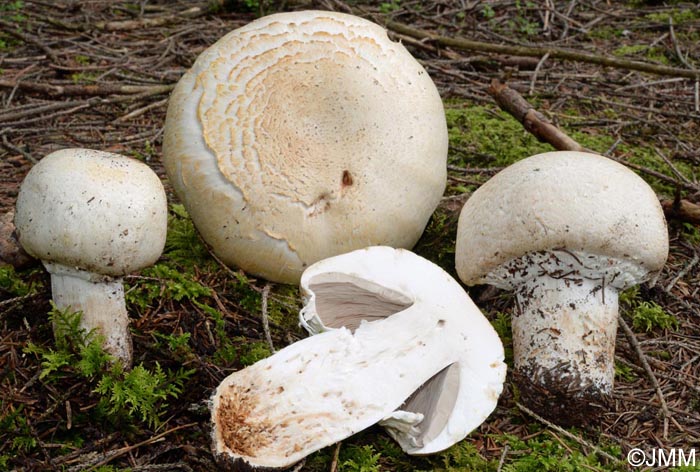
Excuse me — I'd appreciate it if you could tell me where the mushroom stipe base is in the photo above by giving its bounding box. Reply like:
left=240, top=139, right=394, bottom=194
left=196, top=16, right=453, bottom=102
left=513, top=367, right=611, bottom=427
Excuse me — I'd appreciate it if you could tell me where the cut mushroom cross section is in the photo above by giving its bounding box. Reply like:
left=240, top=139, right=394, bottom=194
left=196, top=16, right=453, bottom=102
left=211, top=247, right=505, bottom=470
left=162, top=11, right=448, bottom=284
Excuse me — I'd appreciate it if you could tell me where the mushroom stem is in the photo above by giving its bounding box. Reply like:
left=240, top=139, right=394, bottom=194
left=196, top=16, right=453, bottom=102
left=512, top=275, right=618, bottom=424
left=46, top=262, right=132, bottom=368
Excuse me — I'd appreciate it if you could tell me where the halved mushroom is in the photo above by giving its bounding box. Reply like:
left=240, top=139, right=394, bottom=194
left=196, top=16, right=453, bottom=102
left=162, top=11, right=448, bottom=284
left=211, top=247, right=505, bottom=469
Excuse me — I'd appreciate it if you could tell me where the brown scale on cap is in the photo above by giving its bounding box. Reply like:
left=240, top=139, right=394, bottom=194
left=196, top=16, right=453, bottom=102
left=162, top=11, right=448, bottom=284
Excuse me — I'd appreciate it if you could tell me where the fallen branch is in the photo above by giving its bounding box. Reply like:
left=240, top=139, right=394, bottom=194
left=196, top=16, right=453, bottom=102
left=95, top=6, right=207, bottom=31
left=385, top=21, right=700, bottom=79
left=0, top=80, right=174, bottom=98
left=486, top=80, right=700, bottom=226
left=488, top=80, right=585, bottom=152
left=661, top=198, right=700, bottom=225
left=0, top=18, right=59, bottom=63
left=41, top=5, right=209, bottom=32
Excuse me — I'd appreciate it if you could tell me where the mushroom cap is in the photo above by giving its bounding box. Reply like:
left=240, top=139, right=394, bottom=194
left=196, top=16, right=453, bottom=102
left=14, top=148, right=168, bottom=277
left=162, top=10, right=448, bottom=284
left=455, top=151, right=668, bottom=287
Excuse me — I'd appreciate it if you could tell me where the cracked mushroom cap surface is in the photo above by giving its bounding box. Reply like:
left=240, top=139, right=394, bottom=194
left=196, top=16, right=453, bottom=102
left=211, top=247, right=505, bottom=469
left=162, top=11, right=448, bottom=284
left=455, top=151, right=668, bottom=288
left=14, top=148, right=168, bottom=277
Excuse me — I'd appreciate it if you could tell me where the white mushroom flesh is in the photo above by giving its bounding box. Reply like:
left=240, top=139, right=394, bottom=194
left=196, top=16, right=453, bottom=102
left=211, top=247, right=505, bottom=469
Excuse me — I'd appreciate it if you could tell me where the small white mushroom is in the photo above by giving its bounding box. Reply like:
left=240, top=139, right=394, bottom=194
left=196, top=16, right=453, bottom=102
left=211, top=247, right=505, bottom=469
left=455, top=151, right=669, bottom=423
left=14, top=149, right=168, bottom=367
left=162, top=11, right=448, bottom=284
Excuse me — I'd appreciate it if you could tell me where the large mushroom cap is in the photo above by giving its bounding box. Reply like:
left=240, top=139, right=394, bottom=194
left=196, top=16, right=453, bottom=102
left=456, top=151, right=668, bottom=287
left=163, top=11, right=448, bottom=284
left=15, top=148, right=167, bottom=277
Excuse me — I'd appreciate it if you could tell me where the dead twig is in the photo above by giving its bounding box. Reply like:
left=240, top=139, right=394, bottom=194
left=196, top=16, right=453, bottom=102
left=86, top=423, right=197, bottom=470
left=330, top=442, right=342, bottom=472
left=665, top=251, right=699, bottom=293
left=516, top=402, right=622, bottom=464
left=261, top=283, right=276, bottom=354
left=661, top=198, right=700, bottom=226
left=0, top=18, right=59, bottom=63
left=0, top=80, right=174, bottom=98
left=385, top=21, right=700, bottom=79
left=529, top=52, right=550, bottom=96
left=488, top=79, right=585, bottom=152
left=618, top=316, right=672, bottom=440
left=496, top=444, right=509, bottom=472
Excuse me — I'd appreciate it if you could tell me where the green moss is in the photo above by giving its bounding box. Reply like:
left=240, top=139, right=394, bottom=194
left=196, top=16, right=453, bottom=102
left=25, top=306, right=194, bottom=428
left=645, top=9, right=700, bottom=24
left=615, top=361, right=638, bottom=382
left=0, top=1, right=25, bottom=22
left=70, top=72, right=100, bottom=84
left=445, top=104, right=620, bottom=169
left=431, top=441, right=492, bottom=471
left=0, top=266, right=37, bottom=296
left=621, top=287, right=679, bottom=332
left=130, top=140, right=158, bottom=163
left=681, top=223, right=700, bottom=246
left=632, top=301, right=679, bottom=332
left=125, top=263, right=212, bottom=311
left=613, top=44, right=670, bottom=64
left=493, top=432, right=624, bottom=471
left=587, top=26, right=625, bottom=40
left=491, top=311, right=514, bottom=367
left=413, top=204, right=459, bottom=276
left=445, top=105, right=552, bottom=168
left=74, top=54, right=90, bottom=65
left=164, top=203, right=212, bottom=268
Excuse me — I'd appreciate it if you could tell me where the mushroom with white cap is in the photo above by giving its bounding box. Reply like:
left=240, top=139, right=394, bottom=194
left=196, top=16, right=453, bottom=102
left=455, top=151, right=668, bottom=424
left=211, top=246, right=505, bottom=470
left=14, top=148, right=168, bottom=367
left=162, top=10, right=448, bottom=284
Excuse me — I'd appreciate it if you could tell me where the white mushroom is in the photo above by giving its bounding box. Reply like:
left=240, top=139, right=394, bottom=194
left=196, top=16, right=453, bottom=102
left=211, top=246, right=505, bottom=469
left=14, top=149, right=168, bottom=367
left=162, top=11, right=448, bottom=284
left=455, top=151, right=668, bottom=423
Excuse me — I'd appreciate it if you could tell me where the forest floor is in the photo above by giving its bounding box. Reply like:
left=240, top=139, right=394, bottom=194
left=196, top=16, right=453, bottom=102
left=1, top=0, right=699, bottom=471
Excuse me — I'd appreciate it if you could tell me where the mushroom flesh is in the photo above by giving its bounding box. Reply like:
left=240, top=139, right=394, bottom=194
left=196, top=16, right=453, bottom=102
left=211, top=246, right=505, bottom=469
